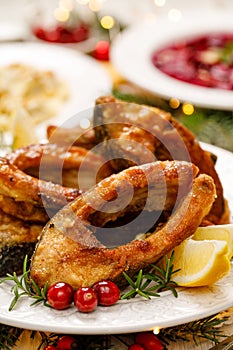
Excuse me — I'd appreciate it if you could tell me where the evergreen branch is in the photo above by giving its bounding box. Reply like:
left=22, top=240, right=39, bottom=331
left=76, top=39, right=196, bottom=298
left=0, top=256, right=49, bottom=311
left=120, top=251, right=179, bottom=300
left=0, top=324, right=24, bottom=350
left=158, top=314, right=228, bottom=349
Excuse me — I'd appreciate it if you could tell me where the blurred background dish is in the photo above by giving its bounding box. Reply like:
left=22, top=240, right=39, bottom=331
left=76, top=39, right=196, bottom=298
left=0, top=42, right=112, bottom=147
left=111, top=9, right=233, bottom=110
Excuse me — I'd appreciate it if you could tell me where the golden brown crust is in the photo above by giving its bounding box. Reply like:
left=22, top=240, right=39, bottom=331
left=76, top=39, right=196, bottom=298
left=0, top=157, right=80, bottom=208
left=0, top=143, right=113, bottom=222
left=161, top=111, right=225, bottom=225
left=47, top=125, right=97, bottom=149
left=0, top=208, right=43, bottom=276
left=0, top=208, right=42, bottom=247
left=5, top=143, right=112, bottom=184
left=0, top=195, right=49, bottom=223
left=93, top=96, right=228, bottom=225
left=30, top=160, right=216, bottom=289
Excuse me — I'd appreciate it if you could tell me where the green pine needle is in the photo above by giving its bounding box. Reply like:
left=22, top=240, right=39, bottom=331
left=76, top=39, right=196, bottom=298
left=158, top=313, right=228, bottom=348
left=0, top=255, right=49, bottom=311
left=121, top=251, right=179, bottom=300
left=0, top=324, right=24, bottom=350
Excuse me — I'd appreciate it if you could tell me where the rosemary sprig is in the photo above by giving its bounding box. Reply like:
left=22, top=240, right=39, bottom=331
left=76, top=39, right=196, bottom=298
left=158, top=313, right=228, bottom=349
left=121, top=268, right=159, bottom=300
left=121, top=251, right=179, bottom=300
left=0, top=255, right=49, bottom=311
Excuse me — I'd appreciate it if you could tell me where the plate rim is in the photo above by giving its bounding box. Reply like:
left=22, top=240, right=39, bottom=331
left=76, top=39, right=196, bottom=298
left=0, top=263, right=233, bottom=334
left=0, top=143, right=232, bottom=334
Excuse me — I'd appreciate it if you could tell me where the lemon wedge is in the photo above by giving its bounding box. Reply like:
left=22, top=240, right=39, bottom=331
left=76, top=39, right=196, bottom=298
left=170, top=239, right=230, bottom=287
left=12, top=107, right=38, bottom=149
left=192, top=224, right=233, bottom=259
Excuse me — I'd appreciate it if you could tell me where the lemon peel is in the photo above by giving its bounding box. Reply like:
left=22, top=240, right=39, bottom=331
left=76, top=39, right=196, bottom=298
left=193, top=224, right=233, bottom=259
left=171, top=239, right=230, bottom=287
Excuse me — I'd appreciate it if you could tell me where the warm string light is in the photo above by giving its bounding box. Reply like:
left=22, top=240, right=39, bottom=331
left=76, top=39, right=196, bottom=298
left=88, top=0, right=106, bottom=12
left=52, top=0, right=116, bottom=35
left=169, top=99, right=194, bottom=116
left=100, top=15, right=114, bottom=30
left=169, top=98, right=180, bottom=109
left=154, top=0, right=166, bottom=7
left=53, top=0, right=106, bottom=22
left=182, top=103, right=195, bottom=115
left=54, top=8, right=70, bottom=22
left=153, top=0, right=183, bottom=23
left=153, top=326, right=160, bottom=335
left=54, top=0, right=74, bottom=22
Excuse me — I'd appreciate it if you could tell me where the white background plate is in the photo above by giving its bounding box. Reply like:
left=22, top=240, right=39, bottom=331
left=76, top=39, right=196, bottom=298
left=111, top=10, right=233, bottom=110
left=0, top=143, right=232, bottom=334
left=0, top=42, right=112, bottom=138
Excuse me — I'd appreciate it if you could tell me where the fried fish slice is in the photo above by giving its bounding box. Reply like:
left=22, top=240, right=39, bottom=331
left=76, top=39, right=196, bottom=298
left=0, top=208, right=42, bottom=276
left=47, top=124, right=97, bottom=150
left=30, top=161, right=216, bottom=289
left=0, top=157, right=80, bottom=219
left=0, top=143, right=112, bottom=222
left=5, top=143, right=112, bottom=187
left=93, top=96, right=228, bottom=225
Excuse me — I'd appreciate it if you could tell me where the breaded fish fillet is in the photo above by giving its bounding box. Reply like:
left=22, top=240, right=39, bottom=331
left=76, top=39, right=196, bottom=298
left=0, top=143, right=112, bottom=222
left=93, top=96, right=228, bottom=225
left=30, top=161, right=216, bottom=289
left=0, top=208, right=42, bottom=276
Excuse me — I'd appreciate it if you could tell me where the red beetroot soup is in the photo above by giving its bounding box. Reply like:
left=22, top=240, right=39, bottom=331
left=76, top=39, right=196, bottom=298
left=151, top=33, right=233, bottom=90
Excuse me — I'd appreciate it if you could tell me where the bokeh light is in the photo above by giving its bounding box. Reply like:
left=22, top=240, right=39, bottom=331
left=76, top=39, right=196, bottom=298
left=169, top=98, right=180, bottom=109
left=182, top=103, right=194, bottom=115
left=54, top=7, right=70, bottom=21
left=154, top=0, right=166, bottom=7
left=89, top=0, right=104, bottom=12
left=153, top=326, right=160, bottom=335
left=100, top=15, right=115, bottom=30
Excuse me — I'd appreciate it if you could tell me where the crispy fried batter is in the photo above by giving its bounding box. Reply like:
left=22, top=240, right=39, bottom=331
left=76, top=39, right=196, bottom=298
left=6, top=143, right=111, bottom=185
left=47, top=125, right=97, bottom=149
left=0, top=143, right=112, bottom=222
left=93, top=96, right=228, bottom=225
left=44, top=97, right=227, bottom=225
left=30, top=161, right=216, bottom=289
left=0, top=208, right=42, bottom=276
left=0, top=157, right=80, bottom=213
left=0, top=142, right=112, bottom=275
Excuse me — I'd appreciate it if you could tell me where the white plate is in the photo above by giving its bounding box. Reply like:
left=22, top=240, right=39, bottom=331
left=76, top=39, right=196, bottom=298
left=0, top=42, right=112, bottom=138
left=111, top=10, right=233, bottom=110
left=0, top=143, right=232, bottom=334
